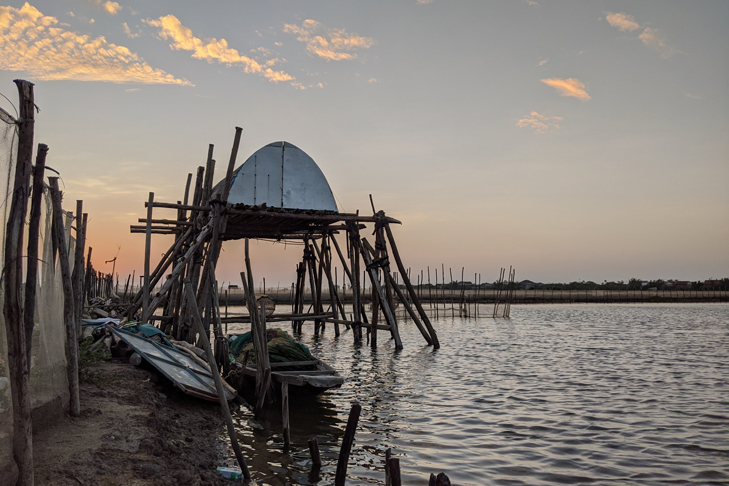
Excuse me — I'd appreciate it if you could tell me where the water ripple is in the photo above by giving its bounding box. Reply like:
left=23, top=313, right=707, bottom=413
left=221, top=303, right=729, bottom=485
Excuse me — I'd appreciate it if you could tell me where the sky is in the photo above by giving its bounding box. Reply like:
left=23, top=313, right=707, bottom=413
left=0, top=0, right=727, bottom=288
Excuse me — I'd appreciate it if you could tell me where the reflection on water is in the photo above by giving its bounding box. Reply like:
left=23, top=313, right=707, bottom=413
left=220, top=304, right=729, bottom=485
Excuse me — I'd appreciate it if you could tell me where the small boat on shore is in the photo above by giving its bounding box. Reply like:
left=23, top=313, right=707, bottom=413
left=226, top=328, right=344, bottom=394
left=233, top=358, right=344, bottom=391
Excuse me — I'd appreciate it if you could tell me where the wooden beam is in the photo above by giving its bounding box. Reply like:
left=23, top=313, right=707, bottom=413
left=145, top=201, right=211, bottom=212
left=226, top=207, right=401, bottom=224
left=137, top=218, right=193, bottom=226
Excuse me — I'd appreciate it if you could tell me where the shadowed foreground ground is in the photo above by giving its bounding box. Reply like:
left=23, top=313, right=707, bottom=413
left=32, top=361, right=238, bottom=486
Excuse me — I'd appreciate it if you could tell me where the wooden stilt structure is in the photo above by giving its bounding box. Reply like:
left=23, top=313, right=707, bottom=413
left=127, top=134, right=440, bottom=424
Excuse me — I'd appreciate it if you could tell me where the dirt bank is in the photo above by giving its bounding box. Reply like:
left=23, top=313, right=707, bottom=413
left=32, top=359, right=238, bottom=485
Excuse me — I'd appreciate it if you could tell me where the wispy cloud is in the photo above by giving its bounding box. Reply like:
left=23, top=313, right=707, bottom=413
left=283, top=19, right=374, bottom=61
left=122, top=22, right=141, bottom=38
left=103, top=1, right=121, bottom=15
left=638, top=27, right=677, bottom=59
left=416, top=0, right=434, bottom=4
left=0, top=3, right=191, bottom=85
left=87, top=0, right=122, bottom=16
left=368, top=78, right=379, bottom=84
left=605, top=12, right=678, bottom=58
left=147, top=14, right=296, bottom=84
left=684, top=93, right=701, bottom=100
left=605, top=12, right=640, bottom=32
left=541, top=78, right=591, bottom=101
left=516, top=111, right=562, bottom=134
left=537, top=58, right=548, bottom=67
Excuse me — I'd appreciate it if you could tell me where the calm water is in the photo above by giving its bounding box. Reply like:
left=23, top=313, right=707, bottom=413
left=220, top=304, right=729, bottom=485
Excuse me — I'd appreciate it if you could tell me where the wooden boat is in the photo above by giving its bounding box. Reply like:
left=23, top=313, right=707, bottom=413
left=230, top=358, right=344, bottom=393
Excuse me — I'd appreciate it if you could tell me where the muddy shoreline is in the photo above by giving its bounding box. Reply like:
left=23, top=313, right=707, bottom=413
left=32, top=360, right=239, bottom=486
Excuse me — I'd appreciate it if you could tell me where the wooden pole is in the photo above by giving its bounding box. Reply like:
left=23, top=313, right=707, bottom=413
left=127, top=226, right=194, bottom=318
left=221, top=127, right=243, bottom=204
left=385, top=271, right=432, bottom=345
left=376, top=221, right=397, bottom=341
left=23, top=143, right=47, bottom=369
left=383, top=224, right=440, bottom=348
left=335, top=403, right=362, bottom=486
left=387, top=458, right=402, bottom=486
left=348, top=223, right=363, bottom=344
left=311, top=236, right=346, bottom=332
left=183, top=279, right=250, bottom=481
left=308, top=438, right=322, bottom=467
left=242, top=239, right=273, bottom=412
left=4, top=79, right=35, bottom=486
left=385, top=448, right=392, bottom=486
left=142, top=192, right=154, bottom=322
left=49, top=178, right=80, bottom=417
left=360, top=238, right=402, bottom=349
left=370, top=232, right=381, bottom=348
left=282, top=382, right=291, bottom=452
left=71, top=200, right=85, bottom=335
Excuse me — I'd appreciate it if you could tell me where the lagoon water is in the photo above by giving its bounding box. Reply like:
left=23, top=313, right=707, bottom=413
left=223, top=304, right=729, bottom=485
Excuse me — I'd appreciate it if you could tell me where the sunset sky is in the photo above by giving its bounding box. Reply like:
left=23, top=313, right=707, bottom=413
left=1, top=0, right=727, bottom=287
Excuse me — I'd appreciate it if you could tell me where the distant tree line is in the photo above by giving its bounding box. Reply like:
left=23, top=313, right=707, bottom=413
left=405, top=278, right=729, bottom=291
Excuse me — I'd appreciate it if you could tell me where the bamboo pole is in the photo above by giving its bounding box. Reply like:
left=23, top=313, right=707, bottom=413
left=182, top=279, right=250, bottom=481
left=49, top=178, right=80, bottom=417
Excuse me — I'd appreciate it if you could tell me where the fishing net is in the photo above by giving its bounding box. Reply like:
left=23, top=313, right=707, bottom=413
left=230, top=328, right=315, bottom=364
left=0, top=99, right=73, bottom=475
